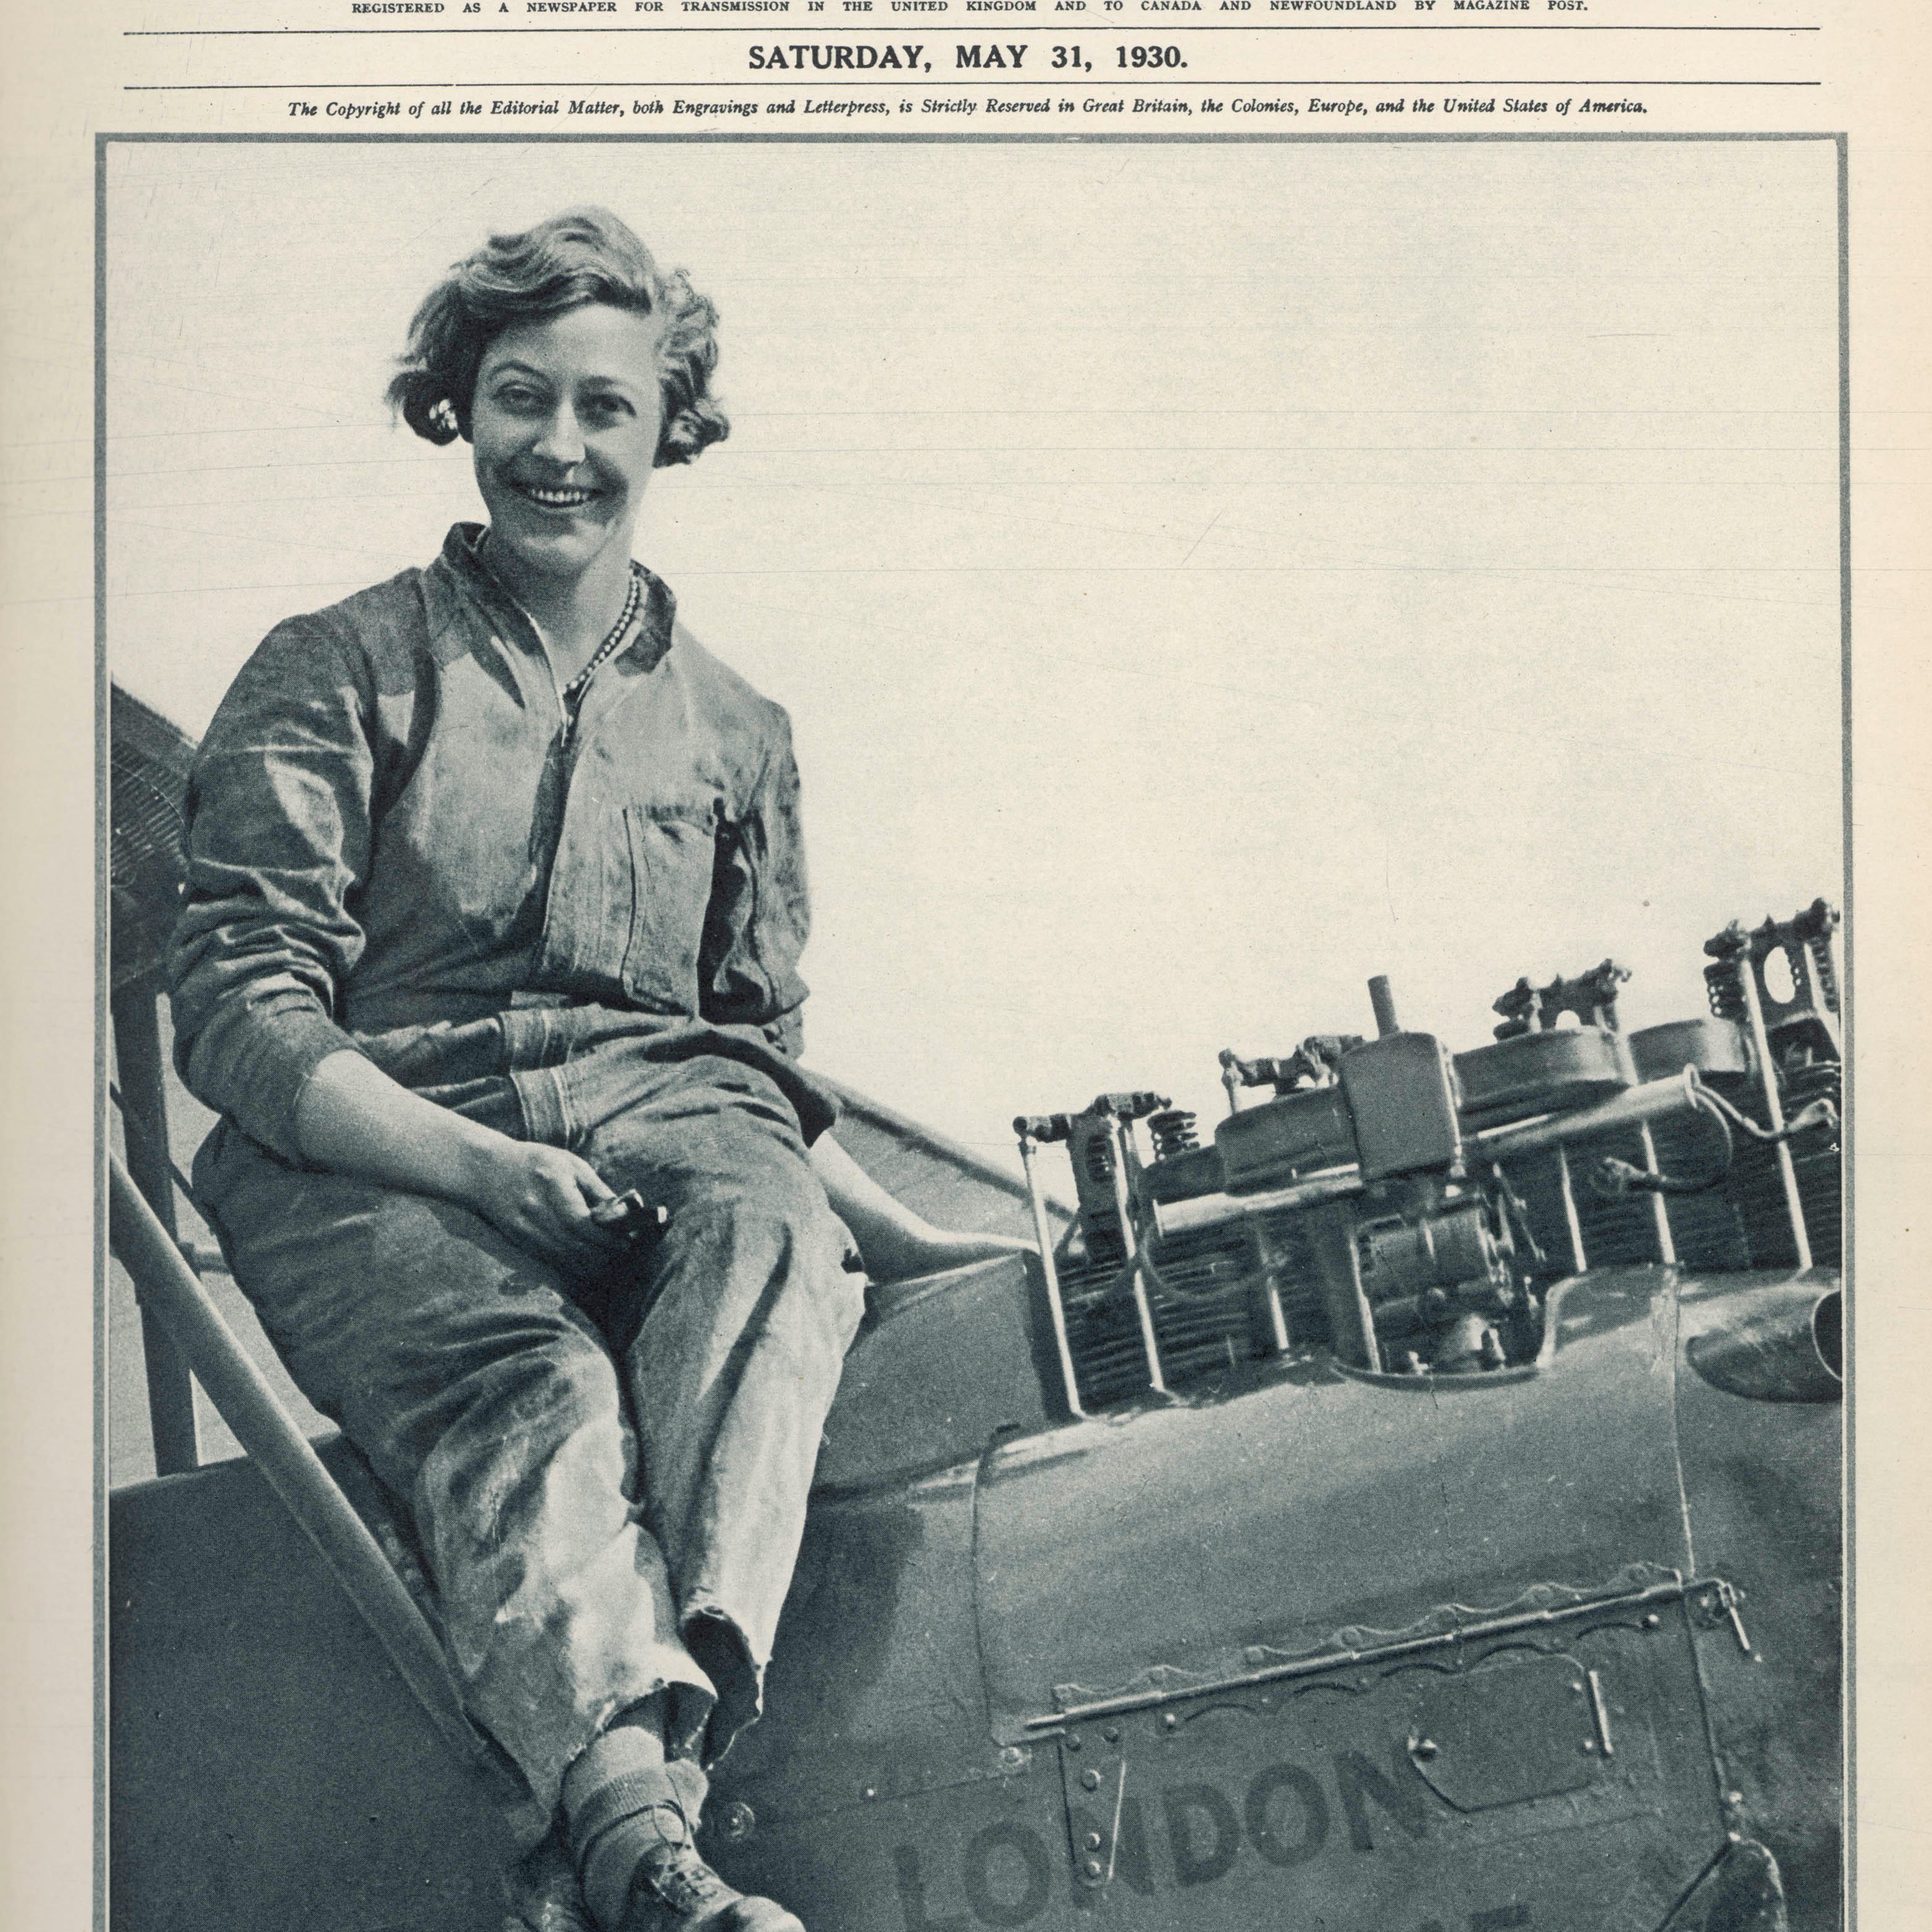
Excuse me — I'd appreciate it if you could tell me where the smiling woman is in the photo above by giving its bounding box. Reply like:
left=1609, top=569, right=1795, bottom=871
left=161, top=206, right=1023, bottom=1932
left=385, top=209, right=729, bottom=685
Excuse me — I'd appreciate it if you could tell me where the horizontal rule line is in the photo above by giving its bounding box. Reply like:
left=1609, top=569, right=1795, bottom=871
left=123, top=79, right=1828, bottom=89
left=124, top=25, right=1826, bottom=36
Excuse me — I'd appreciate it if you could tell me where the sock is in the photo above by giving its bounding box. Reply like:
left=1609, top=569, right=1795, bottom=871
left=563, top=1703, right=710, bottom=1932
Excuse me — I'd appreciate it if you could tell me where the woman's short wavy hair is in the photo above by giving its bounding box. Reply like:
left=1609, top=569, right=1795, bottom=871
left=386, top=207, right=728, bottom=466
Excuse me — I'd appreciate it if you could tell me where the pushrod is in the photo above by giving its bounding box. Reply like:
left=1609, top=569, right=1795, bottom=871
left=1017, top=1133, right=1086, bottom=1419
left=1104, top=1117, right=1169, bottom=1396
left=108, top=1155, right=478, bottom=1768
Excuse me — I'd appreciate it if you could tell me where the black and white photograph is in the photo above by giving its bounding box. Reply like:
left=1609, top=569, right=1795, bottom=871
left=103, top=135, right=1846, bottom=1932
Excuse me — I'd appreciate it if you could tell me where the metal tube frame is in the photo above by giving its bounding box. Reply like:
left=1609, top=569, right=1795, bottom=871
left=1151, top=1166, right=1363, bottom=1242
left=1469, top=1068, right=1704, bottom=1164
left=1246, top=1215, right=1295, bottom=1356
left=1017, top=1133, right=1086, bottom=1419
left=1307, top=1202, right=1381, bottom=1374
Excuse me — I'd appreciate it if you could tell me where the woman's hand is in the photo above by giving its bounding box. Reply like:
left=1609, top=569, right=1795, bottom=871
left=457, top=1139, right=627, bottom=1274
left=295, top=1050, right=627, bottom=1274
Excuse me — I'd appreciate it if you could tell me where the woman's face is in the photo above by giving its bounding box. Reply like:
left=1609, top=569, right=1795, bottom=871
left=469, top=302, right=665, bottom=584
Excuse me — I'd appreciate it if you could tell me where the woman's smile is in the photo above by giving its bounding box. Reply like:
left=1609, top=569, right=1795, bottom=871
left=510, top=477, right=607, bottom=513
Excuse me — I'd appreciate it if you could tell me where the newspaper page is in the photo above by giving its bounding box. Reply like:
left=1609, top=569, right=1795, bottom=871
left=2, top=4, right=1925, bottom=1930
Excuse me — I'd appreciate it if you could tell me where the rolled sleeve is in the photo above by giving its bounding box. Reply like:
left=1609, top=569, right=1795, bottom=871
left=699, top=712, right=812, bottom=1059
left=165, top=618, right=376, bottom=1162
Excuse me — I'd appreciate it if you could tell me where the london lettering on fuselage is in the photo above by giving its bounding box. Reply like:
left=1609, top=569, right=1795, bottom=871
left=886, top=1745, right=1534, bottom=1928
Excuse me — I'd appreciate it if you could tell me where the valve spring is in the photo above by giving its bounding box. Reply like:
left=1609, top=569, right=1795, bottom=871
left=1781, top=1056, right=1841, bottom=1123
left=1810, top=943, right=1840, bottom=1014
left=1148, top=1109, right=1200, bottom=1161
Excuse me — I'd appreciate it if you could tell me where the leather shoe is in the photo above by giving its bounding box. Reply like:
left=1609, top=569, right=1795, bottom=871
left=623, top=1839, right=805, bottom=1932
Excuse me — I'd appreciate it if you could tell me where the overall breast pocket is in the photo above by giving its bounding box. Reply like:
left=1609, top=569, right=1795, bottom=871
left=618, top=803, right=720, bottom=1014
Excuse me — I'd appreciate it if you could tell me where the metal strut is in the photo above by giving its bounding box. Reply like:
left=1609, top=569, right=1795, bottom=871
left=107, top=1154, right=481, bottom=1770
left=1102, top=1115, right=1169, bottom=1396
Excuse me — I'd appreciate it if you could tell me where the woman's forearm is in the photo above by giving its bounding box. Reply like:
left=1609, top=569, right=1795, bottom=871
left=293, top=1049, right=506, bottom=1203
left=292, top=1050, right=623, bottom=1271
left=808, top=1133, right=1033, bottom=1283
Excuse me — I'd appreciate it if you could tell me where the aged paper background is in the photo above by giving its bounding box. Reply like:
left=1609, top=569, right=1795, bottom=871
left=4, top=5, right=1927, bottom=1926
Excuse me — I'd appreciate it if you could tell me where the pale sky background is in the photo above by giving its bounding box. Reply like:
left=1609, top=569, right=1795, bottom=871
left=106, top=136, right=1844, bottom=1164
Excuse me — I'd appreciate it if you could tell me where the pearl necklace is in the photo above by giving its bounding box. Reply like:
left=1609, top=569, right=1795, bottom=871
left=474, top=530, right=649, bottom=747
left=557, top=561, right=645, bottom=746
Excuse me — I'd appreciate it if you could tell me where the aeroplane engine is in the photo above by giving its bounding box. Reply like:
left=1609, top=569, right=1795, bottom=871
left=1014, top=902, right=1841, bottom=1413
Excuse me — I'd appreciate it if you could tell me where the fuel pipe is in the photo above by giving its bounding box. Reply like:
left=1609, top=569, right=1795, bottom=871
left=1594, top=1087, right=1838, bottom=1199
left=1151, top=1067, right=1719, bottom=1242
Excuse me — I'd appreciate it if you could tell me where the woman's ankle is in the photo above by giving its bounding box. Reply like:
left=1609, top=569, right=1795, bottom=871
left=563, top=1697, right=699, bottom=1931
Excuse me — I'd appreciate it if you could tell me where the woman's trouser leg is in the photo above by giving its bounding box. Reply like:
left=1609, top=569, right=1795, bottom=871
left=569, top=1057, right=867, bottom=1767
left=195, top=1130, right=712, bottom=1821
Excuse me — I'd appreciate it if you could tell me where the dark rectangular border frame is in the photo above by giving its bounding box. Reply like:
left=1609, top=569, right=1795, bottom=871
left=93, top=125, right=1854, bottom=1932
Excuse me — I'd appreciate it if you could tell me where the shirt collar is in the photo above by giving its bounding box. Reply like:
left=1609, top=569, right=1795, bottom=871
left=427, top=521, right=679, bottom=676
